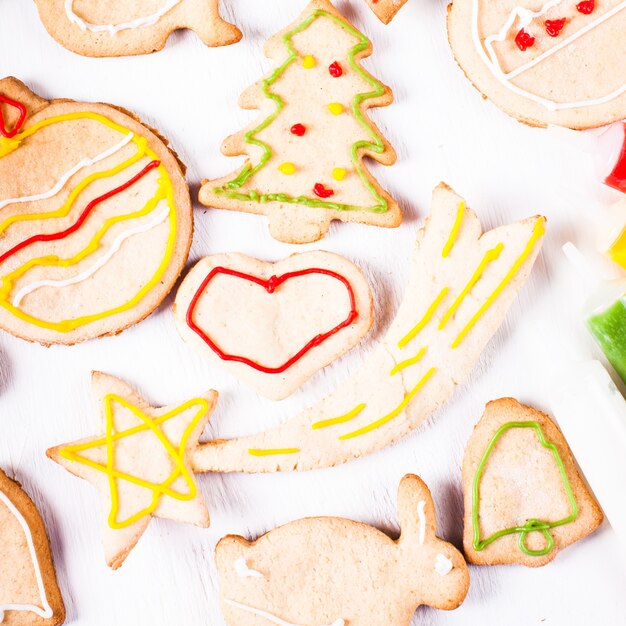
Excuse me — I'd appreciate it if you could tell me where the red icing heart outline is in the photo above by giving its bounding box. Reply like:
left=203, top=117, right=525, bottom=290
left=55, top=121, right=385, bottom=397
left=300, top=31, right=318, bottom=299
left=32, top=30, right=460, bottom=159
left=186, top=266, right=359, bottom=374
left=0, top=95, right=27, bottom=139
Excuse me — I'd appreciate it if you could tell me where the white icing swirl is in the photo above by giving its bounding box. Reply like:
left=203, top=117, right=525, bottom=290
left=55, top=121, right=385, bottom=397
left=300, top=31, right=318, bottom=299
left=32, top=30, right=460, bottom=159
left=434, top=553, right=453, bottom=576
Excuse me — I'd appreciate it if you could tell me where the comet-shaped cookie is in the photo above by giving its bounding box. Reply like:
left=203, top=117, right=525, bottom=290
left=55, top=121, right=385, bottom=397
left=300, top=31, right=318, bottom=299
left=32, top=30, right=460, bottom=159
left=191, top=183, right=546, bottom=472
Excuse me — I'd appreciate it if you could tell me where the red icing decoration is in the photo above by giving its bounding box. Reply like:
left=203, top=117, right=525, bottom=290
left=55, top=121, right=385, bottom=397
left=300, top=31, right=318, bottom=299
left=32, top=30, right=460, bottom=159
left=313, top=183, right=334, bottom=198
left=545, top=18, right=566, bottom=37
left=329, top=61, right=343, bottom=77
left=515, top=29, right=535, bottom=51
left=576, top=0, right=595, bottom=13
left=0, top=160, right=160, bottom=265
left=605, top=125, right=626, bottom=193
left=0, top=95, right=27, bottom=139
left=290, top=123, right=306, bottom=136
left=185, top=267, right=359, bottom=374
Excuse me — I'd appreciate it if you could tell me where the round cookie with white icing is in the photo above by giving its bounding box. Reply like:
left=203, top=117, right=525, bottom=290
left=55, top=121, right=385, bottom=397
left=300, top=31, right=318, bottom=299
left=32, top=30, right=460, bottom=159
left=447, top=0, right=626, bottom=128
left=0, top=468, right=65, bottom=626
left=0, top=77, right=193, bottom=346
left=33, top=0, right=241, bottom=57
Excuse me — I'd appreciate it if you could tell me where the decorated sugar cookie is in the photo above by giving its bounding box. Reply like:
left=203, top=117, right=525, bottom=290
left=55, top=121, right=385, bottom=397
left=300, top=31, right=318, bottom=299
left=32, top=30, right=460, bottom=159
left=363, top=0, right=409, bottom=24
left=216, top=475, right=469, bottom=626
left=33, top=0, right=241, bottom=57
left=190, top=183, right=545, bottom=473
left=199, top=0, right=400, bottom=244
left=0, top=78, right=192, bottom=346
left=174, top=251, right=374, bottom=400
left=47, top=372, right=216, bottom=569
left=0, top=469, right=65, bottom=625
left=463, top=398, right=603, bottom=567
left=447, top=0, right=626, bottom=128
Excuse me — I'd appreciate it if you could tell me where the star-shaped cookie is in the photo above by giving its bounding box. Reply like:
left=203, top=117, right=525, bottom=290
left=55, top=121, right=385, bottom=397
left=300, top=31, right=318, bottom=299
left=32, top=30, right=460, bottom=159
left=47, top=372, right=217, bottom=569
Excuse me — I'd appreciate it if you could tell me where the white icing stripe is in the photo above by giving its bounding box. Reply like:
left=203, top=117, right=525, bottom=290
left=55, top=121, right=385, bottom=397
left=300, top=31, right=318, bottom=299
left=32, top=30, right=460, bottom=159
left=234, top=557, right=264, bottom=579
left=0, top=132, right=134, bottom=212
left=0, top=490, right=53, bottom=620
left=224, top=599, right=344, bottom=626
left=65, top=0, right=182, bottom=34
left=12, top=203, right=170, bottom=307
left=434, top=553, right=453, bottom=577
left=472, top=0, right=626, bottom=110
left=417, top=500, right=426, bottom=545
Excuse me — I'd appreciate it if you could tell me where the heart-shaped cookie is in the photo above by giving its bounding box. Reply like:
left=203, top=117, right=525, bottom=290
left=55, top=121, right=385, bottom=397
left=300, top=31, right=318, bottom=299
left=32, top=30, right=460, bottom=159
left=174, top=251, right=373, bottom=400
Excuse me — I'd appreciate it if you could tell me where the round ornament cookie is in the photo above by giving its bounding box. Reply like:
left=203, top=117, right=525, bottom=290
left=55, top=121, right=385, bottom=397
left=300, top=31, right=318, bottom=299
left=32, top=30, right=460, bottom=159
left=33, top=0, right=241, bottom=57
left=0, top=78, right=193, bottom=346
left=447, top=0, right=626, bottom=128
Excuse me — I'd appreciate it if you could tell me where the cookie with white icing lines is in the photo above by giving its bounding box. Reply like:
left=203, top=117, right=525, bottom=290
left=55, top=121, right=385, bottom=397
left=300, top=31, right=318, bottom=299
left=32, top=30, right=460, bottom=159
left=463, top=398, right=603, bottom=567
left=0, top=469, right=65, bottom=626
left=174, top=251, right=374, bottom=400
left=33, top=0, right=241, bottom=57
left=199, top=0, right=400, bottom=244
left=190, top=183, right=545, bottom=473
left=448, top=0, right=626, bottom=128
left=216, top=474, right=469, bottom=626
left=47, top=372, right=216, bottom=569
left=0, top=78, right=193, bottom=346
left=363, top=0, right=409, bottom=24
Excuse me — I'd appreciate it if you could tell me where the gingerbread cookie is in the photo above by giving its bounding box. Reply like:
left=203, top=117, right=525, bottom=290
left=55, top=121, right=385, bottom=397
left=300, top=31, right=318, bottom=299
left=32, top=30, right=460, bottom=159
left=47, top=372, right=216, bottom=569
left=199, top=0, right=400, bottom=244
left=33, top=0, right=241, bottom=57
left=447, top=0, right=626, bottom=128
left=363, top=0, right=409, bottom=24
left=174, top=251, right=374, bottom=400
left=0, top=469, right=65, bottom=625
left=216, top=475, right=469, bottom=626
left=0, top=78, right=192, bottom=346
left=463, top=398, right=603, bottom=567
left=191, top=183, right=545, bottom=473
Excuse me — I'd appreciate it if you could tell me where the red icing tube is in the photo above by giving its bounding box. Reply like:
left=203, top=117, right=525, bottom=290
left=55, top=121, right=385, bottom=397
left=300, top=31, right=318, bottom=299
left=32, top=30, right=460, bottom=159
left=0, top=95, right=27, bottom=139
left=186, top=266, right=359, bottom=374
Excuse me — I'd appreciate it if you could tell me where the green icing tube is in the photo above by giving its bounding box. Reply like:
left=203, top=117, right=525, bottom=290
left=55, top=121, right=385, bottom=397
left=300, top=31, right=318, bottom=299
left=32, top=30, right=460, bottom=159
left=587, top=296, right=626, bottom=385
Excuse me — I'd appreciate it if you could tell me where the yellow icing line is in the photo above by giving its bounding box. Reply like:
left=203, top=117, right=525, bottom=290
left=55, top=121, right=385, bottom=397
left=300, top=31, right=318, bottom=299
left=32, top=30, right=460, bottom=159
left=438, top=243, right=504, bottom=330
left=390, top=346, right=427, bottom=376
left=339, top=367, right=436, bottom=440
left=442, top=201, right=465, bottom=258
left=248, top=448, right=300, bottom=456
left=452, top=218, right=546, bottom=349
left=397, top=287, right=449, bottom=349
left=60, top=394, right=208, bottom=530
left=311, top=403, right=366, bottom=430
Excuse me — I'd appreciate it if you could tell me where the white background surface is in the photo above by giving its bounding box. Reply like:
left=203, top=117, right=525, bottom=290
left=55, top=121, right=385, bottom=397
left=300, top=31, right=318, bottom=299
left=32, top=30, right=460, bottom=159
left=1, top=0, right=625, bottom=625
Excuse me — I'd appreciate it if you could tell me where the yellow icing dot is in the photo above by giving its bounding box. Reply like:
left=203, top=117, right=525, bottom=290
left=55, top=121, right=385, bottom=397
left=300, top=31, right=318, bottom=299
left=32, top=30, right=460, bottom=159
left=332, top=168, right=347, bottom=181
left=302, top=55, right=316, bottom=69
left=328, top=103, right=344, bottom=115
left=278, top=162, right=296, bottom=175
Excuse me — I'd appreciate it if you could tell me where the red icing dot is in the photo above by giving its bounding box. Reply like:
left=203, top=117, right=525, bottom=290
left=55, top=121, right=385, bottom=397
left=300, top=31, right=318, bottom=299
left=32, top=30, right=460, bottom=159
left=545, top=18, right=566, bottom=37
left=290, top=123, right=306, bottom=136
left=329, top=61, right=343, bottom=78
left=576, top=0, right=595, bottom=13
left=313, top=183, right=334, bottom=199
left=515, top=29, right=535, bottom=51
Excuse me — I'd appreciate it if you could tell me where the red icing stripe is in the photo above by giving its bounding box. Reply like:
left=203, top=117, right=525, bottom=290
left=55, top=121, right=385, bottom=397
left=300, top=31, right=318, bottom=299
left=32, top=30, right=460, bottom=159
left=0, top=160, right=160, bottom=265
left=186, top=266, right=359, bottom=374
left=0, top=95, right=27, bottom=139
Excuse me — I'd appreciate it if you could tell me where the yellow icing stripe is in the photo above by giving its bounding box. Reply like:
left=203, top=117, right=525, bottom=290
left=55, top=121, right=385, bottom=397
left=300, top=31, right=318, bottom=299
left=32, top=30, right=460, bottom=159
left=438, top=243, right=504, bottom=330
left=452, top=218, right=546, bottom=349
left=442, top=201, right=465, bottom=258
left=339, top=367, right=436, bottom=440
left=398, top=287, right=449, bottom=349
left=312, top=403, right=366, bottom=430
left=248, top=448, right=300, bottom=457
left=60, top=395, right=208, bottom=530
left=390, top=346, right=427, bottom=376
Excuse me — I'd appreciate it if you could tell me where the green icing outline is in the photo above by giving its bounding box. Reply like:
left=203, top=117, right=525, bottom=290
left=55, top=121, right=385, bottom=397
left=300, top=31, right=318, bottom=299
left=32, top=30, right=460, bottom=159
left=472, top=421, right=579, bottom=557
left=212, top=9, right=390, bottom=213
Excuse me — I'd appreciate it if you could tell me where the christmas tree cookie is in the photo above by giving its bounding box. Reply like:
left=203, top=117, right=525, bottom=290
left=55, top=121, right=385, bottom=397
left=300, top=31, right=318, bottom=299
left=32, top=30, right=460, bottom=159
left=33, top=0, right=241, bottom=57
left=463, top=398, right=603, bottom=567
left=0, top=468, right=65, bottom=625
left=199, top=0, right=400, bottom=243
left=47, top=372, right=217, bottom=569
left=0, top=78, right=193, bottom=346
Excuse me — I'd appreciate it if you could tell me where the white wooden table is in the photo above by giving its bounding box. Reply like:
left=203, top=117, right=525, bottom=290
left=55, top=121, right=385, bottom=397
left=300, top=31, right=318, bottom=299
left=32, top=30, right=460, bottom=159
left=1, top=1, right=625, bottom=624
